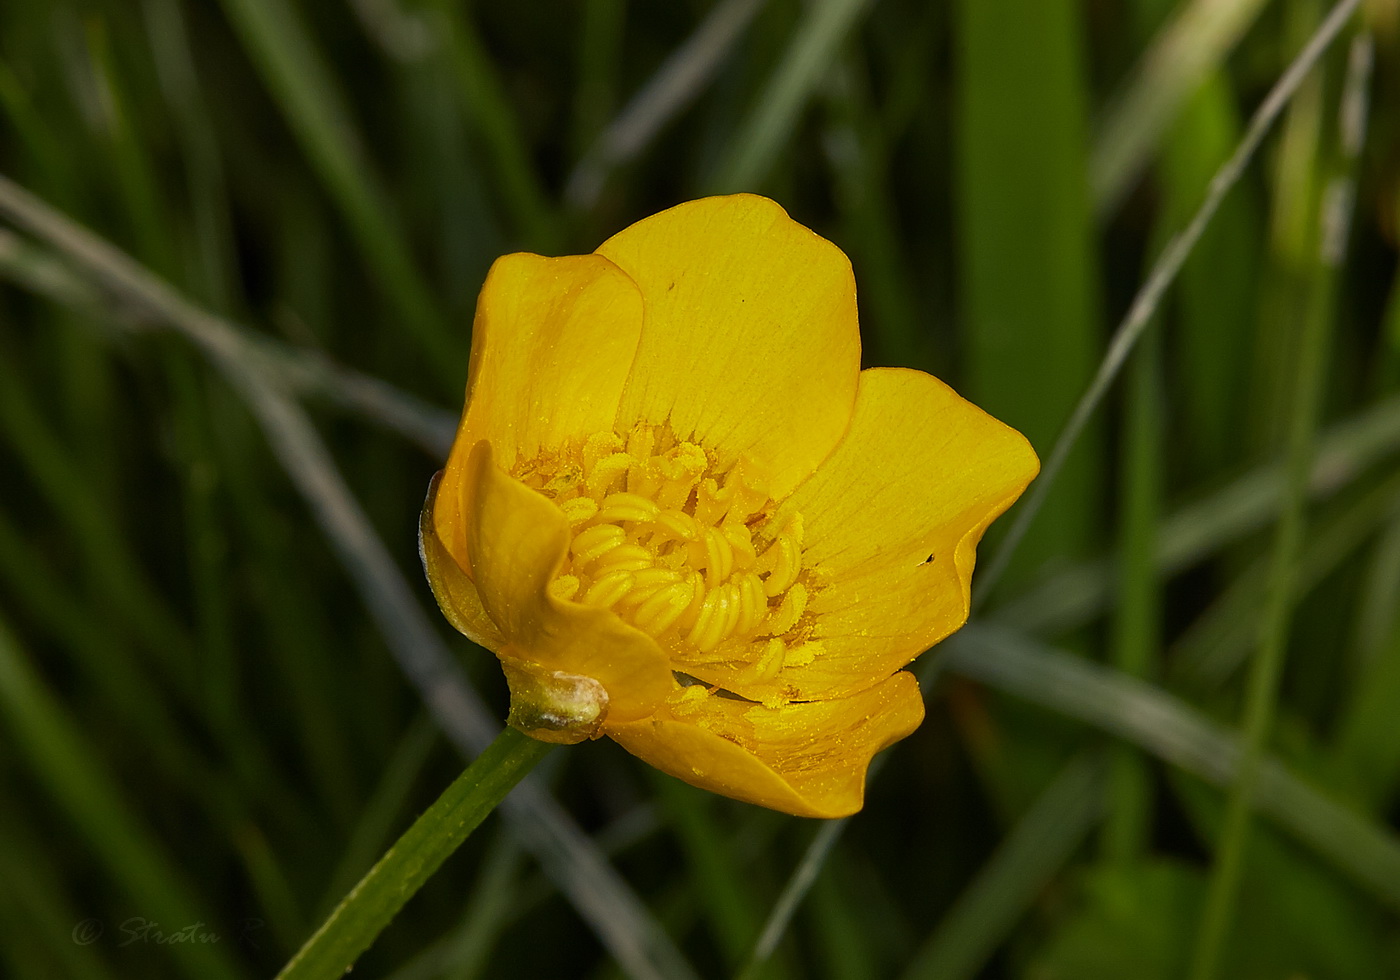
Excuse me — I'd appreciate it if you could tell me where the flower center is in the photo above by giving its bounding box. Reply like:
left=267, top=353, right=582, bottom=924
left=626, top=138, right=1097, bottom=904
left=513, top=425, right=815, bottom=686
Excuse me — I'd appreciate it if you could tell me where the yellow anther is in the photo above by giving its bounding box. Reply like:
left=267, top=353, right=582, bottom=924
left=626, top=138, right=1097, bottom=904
left=765, top=582, right=808, bottom=637
left=591, top=543, right=652, bottom=574
left=630, top=566, right=682, bottom=590
left=582, top=431, right=623, bottom=473
left=528, top=426, right=806, bottom=658
left=633, top=580, right=695, bottom=637
left=584, top=570, right=635, bottom=608
left=694, top=477, right=732, bottom=526
left=548, top=575, right=581, bottom=601
left=686, top=586, right=730, bottom=652
left=615, top=568, right=681, bottom=611
left=597, top=492, right=661, bottom=523
left=652, top=509, right=699, bottom=542
left=559, top=496, right=599, bottom=527
left=735, top=572, right=768, bottom=634
left=587, top=453, right=632, bottom=496
left=571, top=524, right=625, bottom=562
left=762, top=532, right=800, bottom=596
left=675, top=572, right=706, bottom=630
left=704, top=526, right=734, bottom=584
left=723, top=523, right=757, bottom=569
left=659, top=442, right=707, bottom=481
left=716, top=582, right=745, bottom=645
left=737, top=637, right=786, bottom=685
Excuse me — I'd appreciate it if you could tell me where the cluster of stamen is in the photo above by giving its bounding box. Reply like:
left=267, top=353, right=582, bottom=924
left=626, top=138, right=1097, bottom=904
left=514, top=425, right=816, bottom=686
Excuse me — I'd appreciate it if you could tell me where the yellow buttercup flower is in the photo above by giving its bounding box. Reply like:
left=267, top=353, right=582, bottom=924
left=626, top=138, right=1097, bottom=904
left=421, top=195, right=1038, bottom=818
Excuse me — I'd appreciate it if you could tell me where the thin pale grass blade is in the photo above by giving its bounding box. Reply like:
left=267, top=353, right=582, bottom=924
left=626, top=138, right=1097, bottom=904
left=975, top=0, right=1367, bottom=602
left=0, top=227, right=455, bottom=456
left=1093, top=0, right=1271, bottom=215
left=901, top=754, right=1105, bottom=980
left=0, top=617, right=245, bottom=980
left=947, top=624, right=1400, bottom=913
left=997, top=393, right=1400, bottom=634
left=0, top=173, right=698, bottom=980
left=737, top=820, right=846, bottom=979
left=708, top=0, right=874, bottom=192
left=1172, top=468, right=1400, bottom=691
left=567, top=0, right=767, bottom=207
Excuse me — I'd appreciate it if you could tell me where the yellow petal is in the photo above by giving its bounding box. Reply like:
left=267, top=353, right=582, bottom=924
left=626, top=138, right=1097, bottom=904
left=742, top=367, right=1037, bottom=701
left=435, top=252, right=643, bottom=562
left=606, top=671, right=924, bottom=818
left=596, top=194, right=860, bottom=497
left=463, top=441, right=674, bottom=722
left=420, top=472, right=505, bottom=650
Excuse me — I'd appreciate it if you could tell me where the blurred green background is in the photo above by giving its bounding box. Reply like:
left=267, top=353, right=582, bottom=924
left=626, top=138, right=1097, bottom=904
left=2, top=0, right=1400, bottom=977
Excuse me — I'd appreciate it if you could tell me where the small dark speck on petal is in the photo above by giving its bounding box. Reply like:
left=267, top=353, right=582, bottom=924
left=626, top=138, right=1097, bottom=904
left=920, top=554, right=935, bottom=566
left=667, top=281, right=675, bottom=291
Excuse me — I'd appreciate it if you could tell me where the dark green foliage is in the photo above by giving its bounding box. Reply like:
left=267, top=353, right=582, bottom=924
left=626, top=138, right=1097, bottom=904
left=1, top=0, right=1398, bottom=976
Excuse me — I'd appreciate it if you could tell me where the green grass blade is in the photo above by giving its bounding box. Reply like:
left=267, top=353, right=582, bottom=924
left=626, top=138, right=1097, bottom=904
left=1105, top=332, right=1164, bottom=864
left=434, top=830, right=525, bottom=980
left=0, top=352, right=192, bottom=675
left=954, top=0, right=1101, bottom=589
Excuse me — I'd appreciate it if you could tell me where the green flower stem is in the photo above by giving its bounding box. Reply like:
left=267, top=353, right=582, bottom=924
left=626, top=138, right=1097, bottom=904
left=277, top=727, right=553, bottom=980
